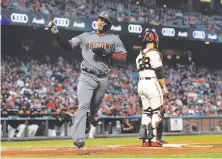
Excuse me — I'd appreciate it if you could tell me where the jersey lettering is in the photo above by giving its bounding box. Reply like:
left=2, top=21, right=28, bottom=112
left=138, top=57, right=152, bottom=71
left=86, top=41, right=114, bottom=51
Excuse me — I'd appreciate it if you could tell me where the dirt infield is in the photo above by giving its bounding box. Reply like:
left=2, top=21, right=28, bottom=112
left=2, top=144, right=222, bottom=158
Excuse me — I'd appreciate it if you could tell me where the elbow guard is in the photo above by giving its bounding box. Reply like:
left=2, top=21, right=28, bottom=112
left=155, top=67, right=164, bottom=79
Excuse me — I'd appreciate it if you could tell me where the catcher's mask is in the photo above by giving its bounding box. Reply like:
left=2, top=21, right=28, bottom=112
left=143, top=30, right=159, bottom=48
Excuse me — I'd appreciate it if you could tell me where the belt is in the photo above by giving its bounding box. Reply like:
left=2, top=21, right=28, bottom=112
left=139, top=77, right=152, bottom=80
left=82, top=68, right=107, bottom=78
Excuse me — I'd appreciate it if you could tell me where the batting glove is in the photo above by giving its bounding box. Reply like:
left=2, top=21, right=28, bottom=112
left=92, top=48, right=112, bottom=57
left=92, top=48, right=113, bottom=64
left=45, top=21, right=59, bottom=34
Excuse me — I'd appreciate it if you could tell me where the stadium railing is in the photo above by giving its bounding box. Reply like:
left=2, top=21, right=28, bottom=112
left=1, top=115, right=222, bottom=141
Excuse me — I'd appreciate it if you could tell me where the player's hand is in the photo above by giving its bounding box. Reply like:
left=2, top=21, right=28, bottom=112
left=162, top=87, right=168, bottom=96
left=45, top=21, right=59, bottom=34
left=92, top=48, right=111, bottom=57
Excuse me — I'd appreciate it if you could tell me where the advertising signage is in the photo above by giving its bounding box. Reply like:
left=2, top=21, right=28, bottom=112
left=1, top=9, right=222, bottom=43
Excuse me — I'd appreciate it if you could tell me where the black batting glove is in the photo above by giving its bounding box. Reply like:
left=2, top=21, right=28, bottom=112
left=92, top=48, right=111, bottom=57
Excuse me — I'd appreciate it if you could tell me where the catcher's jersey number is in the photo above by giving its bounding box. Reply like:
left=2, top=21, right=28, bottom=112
left=138, top=57, right=151, bottom=71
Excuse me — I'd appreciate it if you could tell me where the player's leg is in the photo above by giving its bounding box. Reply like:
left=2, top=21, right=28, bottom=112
left=157, top=108, right=168, bottom=143
left=149, top=80, right=163, bottom=146
left=88, top=77, right=108, bottom=138
left=138, top=92, right=152, bottom=146
left=157, top=120, right=163, bottom=141
left=71, top=74, right=98, bottom=148
left=151, top=112, right=162, bottom=142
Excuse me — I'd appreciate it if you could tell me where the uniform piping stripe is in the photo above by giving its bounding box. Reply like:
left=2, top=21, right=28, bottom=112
left=155, top=81, right=162, bottom=105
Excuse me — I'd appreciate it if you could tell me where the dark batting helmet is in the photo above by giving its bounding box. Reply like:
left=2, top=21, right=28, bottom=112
left=143, top=30, right=159, bottom=48
left=98, top=11, right=113, bottom=30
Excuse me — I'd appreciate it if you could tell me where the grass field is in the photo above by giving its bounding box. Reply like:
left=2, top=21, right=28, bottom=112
left=1, top=134, right=222, bottom=158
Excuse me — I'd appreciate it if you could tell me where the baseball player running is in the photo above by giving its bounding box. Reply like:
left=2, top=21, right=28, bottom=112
left=46, top=11, right=127, bottom=148
left=136, top=30, right=168, bottom=147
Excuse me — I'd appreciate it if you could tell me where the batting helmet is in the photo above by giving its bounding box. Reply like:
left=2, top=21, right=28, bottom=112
left=143, top=30, right=159, bottom=48
left=98, top=11, right=113, bottom=28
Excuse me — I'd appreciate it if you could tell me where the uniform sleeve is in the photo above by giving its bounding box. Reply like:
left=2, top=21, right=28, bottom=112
left=150, top=51, right=163, bottom=69
left=68, top=34, right=82, bottom=49
left=114, top=37, right=127, bottom=55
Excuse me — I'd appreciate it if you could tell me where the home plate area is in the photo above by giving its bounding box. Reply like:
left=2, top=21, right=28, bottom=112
left=2, top=144, right=219, bottom=158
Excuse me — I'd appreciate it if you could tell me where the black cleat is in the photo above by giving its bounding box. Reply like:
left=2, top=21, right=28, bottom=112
left=157, top=139, right=168, bottom=144
left=74, top=140, right=85, bottom=149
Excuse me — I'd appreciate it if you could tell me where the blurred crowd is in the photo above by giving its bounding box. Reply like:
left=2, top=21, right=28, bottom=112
left=1, top=55, right=222, bottom=119
left=1, top=0, right=222, bottom=33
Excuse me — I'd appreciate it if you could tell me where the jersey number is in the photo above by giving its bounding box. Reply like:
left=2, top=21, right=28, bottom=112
left=138, top=57, right=151, bottom=71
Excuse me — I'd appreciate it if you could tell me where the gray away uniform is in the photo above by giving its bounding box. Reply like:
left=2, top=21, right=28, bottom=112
left=69, top=31, right=127, bottom=142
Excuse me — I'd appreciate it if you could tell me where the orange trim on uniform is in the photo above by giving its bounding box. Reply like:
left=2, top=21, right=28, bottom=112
left=155, top=81, right=162, bottom=105
left=112, top=53, right=126, bottom=61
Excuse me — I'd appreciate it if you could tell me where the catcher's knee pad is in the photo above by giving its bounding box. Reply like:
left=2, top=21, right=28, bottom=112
left=139, top=125, right=147, bottom=139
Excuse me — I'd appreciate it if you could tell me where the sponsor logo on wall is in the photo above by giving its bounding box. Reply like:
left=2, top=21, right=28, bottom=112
left=32, top=18, right=45, bottom=24
left=161, top=28, right=175, bottom=37
left=208, top=34, right=217, bottom=40
left=111, top=25, right=122, bottom=31
left=92, top=21, right=97, bottom=29
left=192, top=31, right=205, bottom=39
left=128, top=24, right=142, bottom=33
left=53, top=17, right=70, bottom=27
left=73, top=21, right=85, bottom=28
left=11, top=13, right=28, bottom=24
left=178, top=31, right=188, bottom=37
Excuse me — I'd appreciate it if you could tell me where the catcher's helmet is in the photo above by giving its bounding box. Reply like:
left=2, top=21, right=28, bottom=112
left=143, top=30, right=159, bottom=48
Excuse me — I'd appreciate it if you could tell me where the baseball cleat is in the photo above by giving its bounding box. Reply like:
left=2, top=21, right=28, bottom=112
left=142, top=140, right=152, bottom=147
left=151, top=141, right=162, bottom=147
left=157, top=139, right=168, bottom=144
left=142, top=140, right=149, bottom=147
left=74, top=140, right=85, bottom=149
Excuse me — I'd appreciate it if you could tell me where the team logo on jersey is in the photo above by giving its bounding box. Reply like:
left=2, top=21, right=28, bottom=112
left=86, top=42, right=114, bottom=51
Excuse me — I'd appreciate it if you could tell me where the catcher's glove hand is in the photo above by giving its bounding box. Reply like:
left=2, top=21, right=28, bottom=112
left=45, top=21, right=59, bottom=34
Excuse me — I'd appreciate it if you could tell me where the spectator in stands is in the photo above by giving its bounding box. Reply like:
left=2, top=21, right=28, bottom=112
left=121, top=118, right=134, bottom=133
left=2, top=0, right=222, bottom=32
